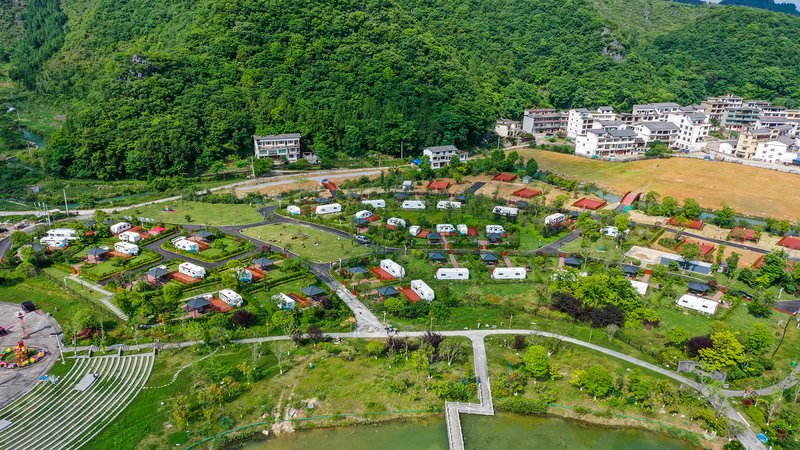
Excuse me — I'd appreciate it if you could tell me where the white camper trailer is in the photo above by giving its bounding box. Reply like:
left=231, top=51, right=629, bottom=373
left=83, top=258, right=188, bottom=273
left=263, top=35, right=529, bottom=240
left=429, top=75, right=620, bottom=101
left=435, top=268, right=469, bottom=280
left=273, top=293, right=296, bottom=310
left=354, top=210, right=374, bottom=220
left=315, top=203, right=342, bottom=215
left=410, top=279, right=435, bottom=301
left=676, top=294, right=718, bottom=315
left=457, top=224, right=468, bottom=235
left=387, top=217, right=407, bottom=228
left=401, top=200, right=426, bottom=210
left=544, top=213, right=566, bottom=226
left=491, top=267, right=527, bottom=280
left=179, top=262, right=206, bottom=279
left=630, top=280, right=648, bottom=296
left=380, top=259, right=406, bottom=278
left=118, top=231, right=142, bottom=243
left=219, top=289, right=244, bottom=307
left=409, top=225, right=421, bottom=237
left=46, top=228, right=78, bottom=241
left=486, top=225, right=505, bottom=235
left=493, top=206, right=519, bottom=217
left=286, top=205, right=301, bottom=215
left=436, top=224, right=455, bottom=234
left=175, top=239, right=200, bottom=252
left=114, top=241, right=140, bottom=255
left=110, top=222, right=132, bottom=234
left=362, top=199, right=386, bottom=208
left=436, top=200, right=462, bottom=210
left=602, top=226, right=619, bottom=238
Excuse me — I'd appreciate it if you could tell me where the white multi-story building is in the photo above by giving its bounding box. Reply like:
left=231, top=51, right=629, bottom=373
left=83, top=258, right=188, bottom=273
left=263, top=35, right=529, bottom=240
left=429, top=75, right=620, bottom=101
left=667, top=112, right=710, bottom=151
left=566, top=109, right=594, bottom=139
left=422, top=145, right=468, bottom=169
left=631, top=102, right=681, bottom=123
left=253, top=133, right=302, bottom=162
left=756, top=116, right=793, bottom=129
left=754, top=137, right=798, bottom=164
left=575, top=128, right=638, bottom=158
left=634, top=121, right=679, bottom=146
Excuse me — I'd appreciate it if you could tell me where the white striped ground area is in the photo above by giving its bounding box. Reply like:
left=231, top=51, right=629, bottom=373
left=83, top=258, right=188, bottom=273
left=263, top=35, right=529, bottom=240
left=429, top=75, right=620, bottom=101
left=0, top=353, right=154, bottom=450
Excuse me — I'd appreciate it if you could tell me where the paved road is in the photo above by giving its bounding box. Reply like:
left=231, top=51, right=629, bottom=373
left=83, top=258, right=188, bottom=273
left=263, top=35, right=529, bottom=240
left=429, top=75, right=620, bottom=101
left=540, top=229, right=581, bottom=255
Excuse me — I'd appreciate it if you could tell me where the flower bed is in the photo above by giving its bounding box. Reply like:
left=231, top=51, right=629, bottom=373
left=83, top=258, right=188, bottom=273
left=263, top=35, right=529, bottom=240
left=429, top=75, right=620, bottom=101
left=0, top=347, right=46, bottom=369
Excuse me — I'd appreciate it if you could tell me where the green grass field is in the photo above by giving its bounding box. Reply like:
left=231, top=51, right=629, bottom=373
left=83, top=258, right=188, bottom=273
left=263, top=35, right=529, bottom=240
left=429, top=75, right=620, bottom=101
left=242, top=223, right=371, bottom=262
left=132, top=200, right=264, bottom=226
left=0, top=271, right=117, bottom=327
left=78, top=249, right=162, bottom=280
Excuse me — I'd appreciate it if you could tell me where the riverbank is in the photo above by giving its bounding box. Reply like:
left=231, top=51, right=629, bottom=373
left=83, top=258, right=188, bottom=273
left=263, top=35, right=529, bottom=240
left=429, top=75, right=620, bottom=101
left=221, top=410, right=703, bottom=450
left=207, top=402, right=713, bottom=450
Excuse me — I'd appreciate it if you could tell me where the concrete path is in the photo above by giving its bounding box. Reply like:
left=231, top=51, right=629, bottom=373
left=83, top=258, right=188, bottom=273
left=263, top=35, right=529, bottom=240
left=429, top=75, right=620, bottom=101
left=68, top=275, right=128, bottom=321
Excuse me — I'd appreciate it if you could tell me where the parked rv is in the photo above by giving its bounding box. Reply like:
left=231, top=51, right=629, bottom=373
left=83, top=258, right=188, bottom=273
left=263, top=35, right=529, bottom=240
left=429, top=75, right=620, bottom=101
left=362, top=199, right=386, bottom=208
left=175, top=239, right=200, bottom=252
left=436, top=200, right=462, bottom=210
left=401, top=200, right=426, bottom=210
left=491, top=267, right=527, bottom=280
left=219, top=289, right=244, bottom=307
left=493, top=206, right=519, bottom=217
left=46, top=228, right=78, bottom=241
left=435, top=224, right=455, bottom=234
left=435, top=268, right=469, bottom=280
left=387, top=217, right=407, bottom=228
left=486, top=225, right=505, bottom=235
left=315, top=203, right=343, bottom=215
left=409, top=225, right=421, bottom=237
left=179, top=262, right=206, bottom=279
left=380, top=259, right=405, bottom=278
left=287, top=205, right=302, bottom=215
left=118, top=231, right=141, bottom=243
left=354, top=210, right=374, bottom=220
left=602, top=226, right=619, bottom=238
left=410, top=279, right=435, bottom=301
left=457, top=224, right=468, bottom=235
left=110, top=222, right=132, bottom=234
left=114, top=241, right=140, bottom=255
left=544, top=213, right=566, bottom=226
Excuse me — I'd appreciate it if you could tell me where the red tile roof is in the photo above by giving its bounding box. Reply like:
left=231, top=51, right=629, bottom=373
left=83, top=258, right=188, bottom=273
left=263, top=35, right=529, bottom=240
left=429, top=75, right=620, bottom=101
left=778, top=236, right=800, bottom=250
left=493, top=172, right=517, bottom=182
left=512, top=188, right=543, bottom=198
left=572, top=197, right=607, bottom=210
left=619, top=191, right=641, bottom=206
left=729, top=227, right=757, bottom=242
left=399, top=287, right=421, bottom=303
left=426, top=180, right=451, bottom=191
left=370, top=267, right=396, bottom=281
left=668, top=217, right=704, bottom=230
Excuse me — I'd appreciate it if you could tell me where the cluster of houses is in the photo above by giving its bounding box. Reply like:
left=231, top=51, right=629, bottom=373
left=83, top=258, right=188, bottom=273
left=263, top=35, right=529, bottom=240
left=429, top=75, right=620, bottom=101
left=183, top=288, right=245, bottom=318
left=498, top=95, right=800, bottom=164
left=171, top=230, right=214, bottom=253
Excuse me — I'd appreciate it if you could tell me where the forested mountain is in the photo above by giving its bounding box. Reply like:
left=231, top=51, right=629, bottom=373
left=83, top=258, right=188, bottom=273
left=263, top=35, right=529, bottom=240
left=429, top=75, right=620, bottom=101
left=719, top=0, right=799, bottom=15
left=2, top=0, right=800, bottom=179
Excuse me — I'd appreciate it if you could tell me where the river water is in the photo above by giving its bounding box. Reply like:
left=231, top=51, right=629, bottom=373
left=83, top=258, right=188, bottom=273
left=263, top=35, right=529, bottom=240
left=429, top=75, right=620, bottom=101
left=242, top=413, right=694, bottom=449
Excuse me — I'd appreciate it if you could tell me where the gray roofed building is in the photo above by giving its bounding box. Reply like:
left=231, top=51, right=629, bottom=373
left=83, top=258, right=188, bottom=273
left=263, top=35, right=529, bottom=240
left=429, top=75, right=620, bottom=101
left=146, top=267, right=171, bottom=279
left=640, top=121, right=679, bottom=131
left=185, top=297, right=211, bottom=311
left=377, top=286, right=400, bottom=297
left=302, top=285, right=327, bottom=298
left=480, top=253, right=499, bottom=262
left=252, top=257, right=275, bottom=268
left=348, top=266, right=369, bottom=275
left=429, top=252, right=447, bottom=261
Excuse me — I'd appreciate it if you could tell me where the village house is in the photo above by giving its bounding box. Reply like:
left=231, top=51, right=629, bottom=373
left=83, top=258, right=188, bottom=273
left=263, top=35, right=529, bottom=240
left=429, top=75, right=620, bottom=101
left=422, top=145, right=468, bottom=169
left=575, top=128, right=639, bottom=158
left=754, top=136, right=798, bottom=164
left=522, top=108, right=565, bottom=134
left=667, top=112, right=711, bottom=151
left=495, top=119, right=521, bottom=138
left=86, top=247, right=110, bottom=263
left=634, top=121, right=679, bottom=147
left=253, top=133, right=302, bottom=162
left=700, top=94, right=744, bottom=122
left=722, top=107, right=761, bottom=131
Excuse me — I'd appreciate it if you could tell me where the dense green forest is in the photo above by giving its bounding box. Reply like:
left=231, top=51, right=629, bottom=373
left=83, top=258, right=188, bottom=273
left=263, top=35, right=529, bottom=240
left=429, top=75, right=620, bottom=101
left=2, top=0, right=800, bottom=179
left=720, top=0, right=799, bottom=15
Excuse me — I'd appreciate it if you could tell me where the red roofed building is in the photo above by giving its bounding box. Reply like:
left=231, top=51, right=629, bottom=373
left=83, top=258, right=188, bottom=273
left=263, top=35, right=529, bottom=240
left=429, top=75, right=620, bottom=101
left=512, top=188, right=543, bottom=198
left=729, top=227, right=757, bottom=242
left=426, top=180, right=451, bottom=191
left=619, top=191, right=641, bottom=206
left=754, top=255, right=797, bottom=271
left=777, top=236, right=800, bottom=250
left=572, top=197, right=607, bottom=210
left=676, top=240, right=715, bottom=258
left=493, top=172, right=517, bottom=182
left=668, top=217, right=704, bottom=230
left=399, top=287, right=421, bottom=303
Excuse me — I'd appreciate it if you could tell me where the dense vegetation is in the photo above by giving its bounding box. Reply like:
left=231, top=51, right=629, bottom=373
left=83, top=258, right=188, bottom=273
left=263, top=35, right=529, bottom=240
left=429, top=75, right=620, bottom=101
left=3, top=0, right=800, bottom=179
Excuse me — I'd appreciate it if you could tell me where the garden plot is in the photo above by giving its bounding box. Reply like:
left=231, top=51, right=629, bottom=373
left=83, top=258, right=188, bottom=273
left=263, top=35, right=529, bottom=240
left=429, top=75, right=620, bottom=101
left=0, top=353, right=154, bottom=450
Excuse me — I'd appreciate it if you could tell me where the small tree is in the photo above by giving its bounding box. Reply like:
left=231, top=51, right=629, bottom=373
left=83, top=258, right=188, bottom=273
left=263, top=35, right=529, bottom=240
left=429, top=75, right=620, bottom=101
left=307, top=325, right=324, bottom=344
left=439, top=339, right=464, bottom=366
left=184, top=214, right=192, bottom=223
left=524, top=345, right=550, bottom=380
left=366, top=340, right=385, bottom=359
left=231, top=309, right=256, bottom=328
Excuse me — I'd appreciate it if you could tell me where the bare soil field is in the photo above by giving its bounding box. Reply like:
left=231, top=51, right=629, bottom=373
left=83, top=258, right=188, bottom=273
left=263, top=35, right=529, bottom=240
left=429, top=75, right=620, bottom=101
left=515, top=150, right=800, bottom=221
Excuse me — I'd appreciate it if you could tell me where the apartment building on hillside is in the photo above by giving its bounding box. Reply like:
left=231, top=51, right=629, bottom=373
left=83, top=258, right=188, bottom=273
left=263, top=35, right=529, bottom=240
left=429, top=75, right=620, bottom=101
left=253, top=133, right=302, bottom=162
left=566, top=107, right=617, bottom=139
left=754, top=137, right=798, bottom=164
left=635, top=121, right=679, bottom=147
left=721, top=107, right=761, bottom=131
left=700, top=94, right=743, bottom=121
left=575, top=128, right=639, bottom=158
left=522, top=108, right=565, bottom=134
left=667, top=112, right=711, bottom=151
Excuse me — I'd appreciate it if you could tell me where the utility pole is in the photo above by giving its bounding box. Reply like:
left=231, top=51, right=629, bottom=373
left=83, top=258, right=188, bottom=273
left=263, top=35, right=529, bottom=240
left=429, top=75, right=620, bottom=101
left=251, top=157, right=255, bottom=178
left=400, top=140, right=404, bottom=160
left=63, top=189, right=69, bottom=216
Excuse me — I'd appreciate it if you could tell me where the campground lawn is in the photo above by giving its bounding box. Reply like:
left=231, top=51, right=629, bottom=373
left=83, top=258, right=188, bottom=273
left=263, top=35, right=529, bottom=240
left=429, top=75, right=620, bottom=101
left=132, top=200, right=264, bottom=226
left=242, top=223, right=372, bottom=262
